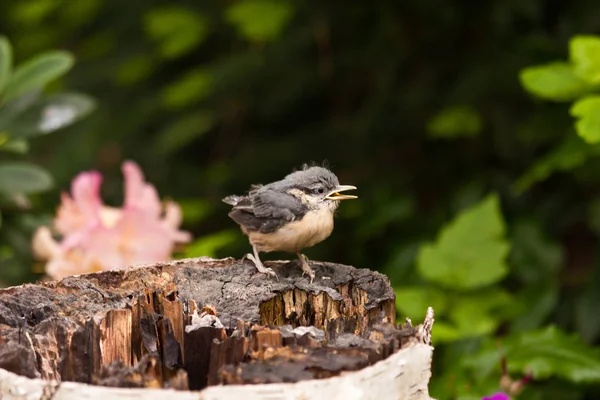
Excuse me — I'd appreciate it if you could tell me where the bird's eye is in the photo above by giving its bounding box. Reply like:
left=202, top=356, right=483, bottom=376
left=316, top=187, right=325, bottom=194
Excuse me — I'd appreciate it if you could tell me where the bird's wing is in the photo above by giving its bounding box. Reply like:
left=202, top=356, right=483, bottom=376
left=251, top=189, right=303, bottom=220
left=225, top=188, right=304, bottom=234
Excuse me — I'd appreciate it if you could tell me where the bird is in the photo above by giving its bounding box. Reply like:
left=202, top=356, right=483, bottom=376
left=222, top=165, right=357, bottom=283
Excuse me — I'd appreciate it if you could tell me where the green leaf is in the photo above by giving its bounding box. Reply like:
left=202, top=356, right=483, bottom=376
left=11, top=0, right=61, bottom=26
left=509, top=220, right=563, bottom=283
left=162, top=69, right=213, bottom=108
left=449, top=289, right=514, bottom=332
left=0, top=139, right=29, bottom=154
left=177, top=198, right=214, bottom=225
left=394, top=286, right=448, bottom=319
left=570, top=95, right=600, bottom=143
left=433, top=289, right=515, bottom=343
left=3, top=50, right=74, bottom=102
left=144, top=7, right=209, bottom=59
left=0, top=36, right=12, bottom=94
left=417, top=194, right=510, bottom=289
left=4, top=92, right=95, bottom=139
left=505, top=326, right=600, bottom=383
left=114, top=55, right=154, bottom=86
left=519, top=62, right=590, bottom=101
left=155, top=111, right=215, bottom=154
left=0, top=90, right=40, bottom=130
left=183, top=230, right=238, bottom=259
left=575, top=271, right=600, bottom=343
left=427, top=105, right=482, bottom=138
left=0, top=162, right=53, bottom=194
left=461, top=341, right=505, bottom=381
left=570, top=35, right=600, bottom=84
left=513, top=135, right=600, bottom=193
left=462, top=336, right=593, bottom=399
left=226, top=0, right=294, bottom=42
left=510, top=284, right=559, bottom=332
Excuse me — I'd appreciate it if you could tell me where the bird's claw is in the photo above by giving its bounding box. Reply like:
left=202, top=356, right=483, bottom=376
left=244, top=253, right=279, bottom=281
left=302, top=270, right=315, bottom=284
left=263, top=268, right=279, bottom=281
left=299, top=253, right=315, bottom=284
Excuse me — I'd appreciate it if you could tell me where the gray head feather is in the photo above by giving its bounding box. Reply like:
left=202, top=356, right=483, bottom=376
left=263, top=166, right=340, bottom=193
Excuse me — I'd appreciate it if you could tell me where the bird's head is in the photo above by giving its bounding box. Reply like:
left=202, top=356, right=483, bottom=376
left=284, top=166, right=357, bottom=211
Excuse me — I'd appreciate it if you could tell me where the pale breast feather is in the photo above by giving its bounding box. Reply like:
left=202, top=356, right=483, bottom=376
left=248, top=207, right=334, bottom=253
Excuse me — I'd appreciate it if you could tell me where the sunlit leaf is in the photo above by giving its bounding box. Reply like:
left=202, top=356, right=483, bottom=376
left=163, top=69, right=213, bottom=108
left=0, top=36, right=12, bottom=94
left=0, top=139, right=29, bottom=154
left=570, top=35, right=600, bottom=84
left=155, top=111, right=215, bottom=154
left=570, top=95, right=600, bottom=143
left=461, top=327, right=600, bottom=386
left=183, top=230, right=238, bottom=259
left=432, top=289, right=515, bottom=343
left=144, top=7, right=209, bottom=59
left=3, top=50, right=74, bottom=102
left=394, top=286, right=448, bottom=319
left=427, top=105, right=482, bottom=138
left=4, top=93, right=95, bottom=138
left=226, top=0, right=294, bottom=42
left=417, top=194, right=510, bottom=289
left=0, top=162, right=53, bottom=194
left=447, top=289, right=514, bottom=337
left=505, top=326, right=600, bottom=383
left=519, top=62, right=590, bottom=102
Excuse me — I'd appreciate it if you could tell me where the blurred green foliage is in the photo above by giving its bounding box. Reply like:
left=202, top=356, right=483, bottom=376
left=0, top=35, right=94, bottom=284
left=3, top=1, right=600, bottom=398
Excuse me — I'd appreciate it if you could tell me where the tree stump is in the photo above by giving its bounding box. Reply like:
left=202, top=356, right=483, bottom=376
left=0, top=257, right=435, bottom=399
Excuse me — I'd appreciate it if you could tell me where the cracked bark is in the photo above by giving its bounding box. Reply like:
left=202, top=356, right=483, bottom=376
left=0, top=257, right=435, bottom=399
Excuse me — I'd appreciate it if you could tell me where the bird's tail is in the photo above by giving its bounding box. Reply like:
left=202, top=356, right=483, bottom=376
left=222, top=195, right=243, bottom=206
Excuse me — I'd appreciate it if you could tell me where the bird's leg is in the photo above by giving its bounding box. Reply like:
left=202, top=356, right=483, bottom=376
left=297, top=253, right=315, bottom=284
left=245, top=245, right=278, bottom=281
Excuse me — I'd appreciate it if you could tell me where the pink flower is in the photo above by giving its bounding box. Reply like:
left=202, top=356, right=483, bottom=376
left=482, top=393, right=510, bottom=400
left=32, top=161, right=192, bottom=280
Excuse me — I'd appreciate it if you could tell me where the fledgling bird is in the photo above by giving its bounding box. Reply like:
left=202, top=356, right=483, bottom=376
left=222, top=165, right=357, bottom=282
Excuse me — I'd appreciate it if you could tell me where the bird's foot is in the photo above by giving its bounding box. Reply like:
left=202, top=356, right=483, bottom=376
left=298, top=253, right=315, bottom=284
left=244, top=253, right=278, bottom=281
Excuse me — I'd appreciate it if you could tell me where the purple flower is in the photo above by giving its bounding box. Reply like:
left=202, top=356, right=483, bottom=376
left=482, top=393, right=510, bottom=400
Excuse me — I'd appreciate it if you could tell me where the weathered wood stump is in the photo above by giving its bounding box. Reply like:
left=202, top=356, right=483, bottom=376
left=0, top=257, right=434, bottom=399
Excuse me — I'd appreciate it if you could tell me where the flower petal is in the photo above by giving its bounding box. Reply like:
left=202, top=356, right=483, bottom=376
left=45, top=249, right=95, bottom=280
left=55, top=170, right=103, bottom=235
left=122, top=161, right=161, bottom=217
left=162, top=201, right=192, bottom=243
left=482, top=393, right=510, bottom=400
left=31, top=226, right=61, bottom=260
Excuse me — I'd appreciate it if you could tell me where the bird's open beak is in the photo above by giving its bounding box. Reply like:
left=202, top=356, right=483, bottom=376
left=325, top=185, right=358, bottom=200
